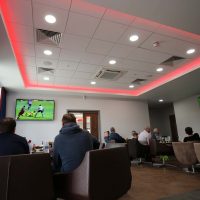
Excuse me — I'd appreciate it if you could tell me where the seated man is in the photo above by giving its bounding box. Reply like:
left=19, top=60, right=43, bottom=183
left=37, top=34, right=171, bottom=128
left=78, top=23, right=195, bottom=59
left=0, top=117, right=29, bottom=156
left=53, top=113, right=93, bottom=173
left=138, top=127, right=152, bottom=161
left=151, top=128, right=161, bottom=141
left=104, top=127, right=125, bottom=143
left=183, top=127, right=200, bottom=142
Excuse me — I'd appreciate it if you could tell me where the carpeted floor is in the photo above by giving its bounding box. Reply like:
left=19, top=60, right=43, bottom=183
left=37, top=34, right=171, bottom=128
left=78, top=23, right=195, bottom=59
left=159, top=189, right=200, bottom=200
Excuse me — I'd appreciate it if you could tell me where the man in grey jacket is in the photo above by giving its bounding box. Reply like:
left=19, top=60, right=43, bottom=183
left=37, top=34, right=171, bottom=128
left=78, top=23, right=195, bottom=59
left=53, top=113, right=93, bottom=173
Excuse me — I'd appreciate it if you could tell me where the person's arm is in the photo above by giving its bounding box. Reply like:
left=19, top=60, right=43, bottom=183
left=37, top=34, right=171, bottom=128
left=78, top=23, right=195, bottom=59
left=53, top=138, right=62, bottom=172
left=23, top=138, right=30, bottom=154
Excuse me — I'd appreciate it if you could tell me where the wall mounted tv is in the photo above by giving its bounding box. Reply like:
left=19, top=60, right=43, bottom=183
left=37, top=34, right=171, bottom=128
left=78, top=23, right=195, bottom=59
left=15, top=99, right=55, bottom=121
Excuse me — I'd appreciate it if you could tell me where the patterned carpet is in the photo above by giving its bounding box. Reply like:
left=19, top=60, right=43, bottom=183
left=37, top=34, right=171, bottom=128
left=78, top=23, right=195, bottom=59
left=160, top=190, right=200, bottom=200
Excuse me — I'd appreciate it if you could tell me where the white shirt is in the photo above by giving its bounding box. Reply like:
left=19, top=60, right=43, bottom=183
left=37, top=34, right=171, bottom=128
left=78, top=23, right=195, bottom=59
left=138, top=130, right=151, bottom=145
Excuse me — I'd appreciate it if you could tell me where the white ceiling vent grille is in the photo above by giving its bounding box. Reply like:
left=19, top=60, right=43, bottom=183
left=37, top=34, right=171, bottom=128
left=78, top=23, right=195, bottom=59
left=160, top=56, right=185, bottom=67
left=131, top=78, right=147, bottom=85
left=36, top=29, right=62, bottom=46
left=38, top=67, right=54, bottom=75
left=95, top=69, right=123, bottom=80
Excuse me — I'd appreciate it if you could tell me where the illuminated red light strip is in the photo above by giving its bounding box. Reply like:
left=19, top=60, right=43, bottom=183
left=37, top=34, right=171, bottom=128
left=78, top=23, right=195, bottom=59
left=1, top=0, right=200, bottom=96
left=0, top=0, right=30, bottom=87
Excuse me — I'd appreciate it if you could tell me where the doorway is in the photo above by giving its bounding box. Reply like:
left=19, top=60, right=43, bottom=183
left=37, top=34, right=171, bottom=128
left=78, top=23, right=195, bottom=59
left=169, top=114, right=179, bottom=142
left=68, top=110, right=99, bottom=139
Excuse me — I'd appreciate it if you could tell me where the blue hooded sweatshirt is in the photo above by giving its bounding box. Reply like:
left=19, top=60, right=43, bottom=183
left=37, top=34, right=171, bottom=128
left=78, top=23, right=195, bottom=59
left=53, top=122, right=93, bottom=173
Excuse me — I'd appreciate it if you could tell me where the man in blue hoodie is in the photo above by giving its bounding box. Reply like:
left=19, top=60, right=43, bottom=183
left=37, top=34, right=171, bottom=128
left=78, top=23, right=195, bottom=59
left=53, top=113, right=93, bottom=173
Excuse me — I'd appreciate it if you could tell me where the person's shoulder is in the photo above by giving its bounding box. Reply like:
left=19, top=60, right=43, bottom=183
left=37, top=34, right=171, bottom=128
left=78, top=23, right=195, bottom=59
left=194, top=133, right=200, bottom=138
left=13, top=134, right=27, bottom=143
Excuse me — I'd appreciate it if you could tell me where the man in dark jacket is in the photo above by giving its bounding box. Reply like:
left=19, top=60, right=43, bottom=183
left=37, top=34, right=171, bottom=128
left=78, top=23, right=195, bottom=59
left=104, top=127, right=125, bottom=143
left=183, top=127, right=200, bottom=142
left=53, top=113, right=93, bottom=173
left=0, top=117, right=29, bottom=156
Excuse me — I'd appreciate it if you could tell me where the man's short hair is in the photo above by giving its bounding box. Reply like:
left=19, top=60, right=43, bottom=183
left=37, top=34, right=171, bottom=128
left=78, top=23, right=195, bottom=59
left=0, top=117, right=16, bottom=134
left=62, top=113, right=76, bottom=124
left=110, top=127, right=115, bottom=133
left=185, top=127, right=193, bottom=135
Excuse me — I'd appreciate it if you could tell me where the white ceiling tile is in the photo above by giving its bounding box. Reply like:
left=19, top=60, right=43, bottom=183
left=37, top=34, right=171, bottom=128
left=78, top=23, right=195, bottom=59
left=71, top=0, right=106, bottom=18
left=129, top=68, right=161, bottom=79
left=118, top=26, right=152, bottom=47
left=103, top=9, right=135, bottom=25
left=108, top=44, right=134, bottom=58
left=72, top=71, right=93, bottom=79
left=94, top=20, right=128, bottom=42
left=54, top=77, right=70, bottom=85
left=17, top=42, right=35, bottom=57
left=116, top=75, right=137, bottom=84
left=122, top=59, right=158, bottom=72
left=33, top=0, right=70, bottom=10
left=157, top=25, right=200, bottom=45
left=57, top=60, right=79, bottom=70
left=26, top=66, right=37, bottom=76
left=10, top=23, right=34, bottom=43
left=77, top=63, right=99, bottom=73
left=6, top=0, right=33, bottom=26
left=60, top=34, right=90, bottom=52
left=95, top=81, right=129, bottom=90
left=131, top=17, right=160, bottom=32
left=36, top=58, right=58, bottom=68
left=60, top=49, right=83, bottom=62
left=126, top=47, right=171, bottom=64
left=81, top=52, right=105, bottom=65
left=66, top=12, right=100, bottom=38
left=69, top=78, right=91, bottom=86
left=23, top=56, right=36, bottom=67
left=140, top=33, right=200, bottom=58
left=37, top=74, right=54, bottom=84
left=55, top=69, right=75, bottom=78
left=101, top=56, right=124, bottom=68
left=35, top=45, right=60, bottom=59
left=86, top=39, right=113, bottom=55
left=33, top=3, right=68, bottom=32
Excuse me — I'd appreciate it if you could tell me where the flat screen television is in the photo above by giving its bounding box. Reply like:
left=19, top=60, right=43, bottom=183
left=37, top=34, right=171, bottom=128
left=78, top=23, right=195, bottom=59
left=15, top=99, right=55, bottom=121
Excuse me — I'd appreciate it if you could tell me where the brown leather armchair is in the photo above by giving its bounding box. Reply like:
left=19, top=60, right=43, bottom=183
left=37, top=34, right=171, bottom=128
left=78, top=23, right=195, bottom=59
left=194, top=143, right=200, bottom=162
left=172, top=142, right=198, bottom=173
left=54, top=147, right=132, bottom=200
left=0, top=153, right=55, bottom=200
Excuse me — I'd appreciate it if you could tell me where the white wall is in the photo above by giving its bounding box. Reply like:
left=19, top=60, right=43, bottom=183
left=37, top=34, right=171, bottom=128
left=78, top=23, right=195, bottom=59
left=174, top=95, right=200, bottom=141
left=6, top=91, right=150, bottom=145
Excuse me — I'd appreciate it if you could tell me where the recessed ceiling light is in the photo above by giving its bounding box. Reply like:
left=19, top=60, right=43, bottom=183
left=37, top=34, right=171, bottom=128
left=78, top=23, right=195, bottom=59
left=43, top=76, right=50, bottom=81
left=158, top=99, right=164, bottom=102
left=186, top=48, right=195, bottom=54
left=109, top=60, right=116, bottom=65
left=129, top=84, right=134, bottom=88
left=156, top=67, right=163, bottom=72
left=45, top=15, right=56, bottom=24
left=90, top=81, right=96, bottom=85
left=43, top=50, right=52, bottom=56
left=129, top=34, right=139, bottom=42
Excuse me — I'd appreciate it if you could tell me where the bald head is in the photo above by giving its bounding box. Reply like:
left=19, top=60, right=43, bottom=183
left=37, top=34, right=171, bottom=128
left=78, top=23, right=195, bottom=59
left=145, top=127, right=151, bottom=133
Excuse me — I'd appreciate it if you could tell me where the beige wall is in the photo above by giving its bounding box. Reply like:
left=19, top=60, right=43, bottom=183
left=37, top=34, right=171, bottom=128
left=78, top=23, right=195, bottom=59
left=6, top=91, right=150, bottom=145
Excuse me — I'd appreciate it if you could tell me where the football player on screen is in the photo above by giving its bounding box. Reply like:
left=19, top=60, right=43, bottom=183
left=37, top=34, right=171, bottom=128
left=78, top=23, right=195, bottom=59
left=35, top=105, right=44, bottom=118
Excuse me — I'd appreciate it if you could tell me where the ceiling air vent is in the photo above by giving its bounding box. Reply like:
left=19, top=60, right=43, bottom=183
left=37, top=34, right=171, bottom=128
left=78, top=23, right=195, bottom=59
left=160, top=56, right=185, bottom=67
left=131, top=78, right=147, bottom=85
left=38, top=67, right=54, bottom=75
left=36, top=29, right=62, bottom=46
left=95, top=69, right=123, bottom=80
